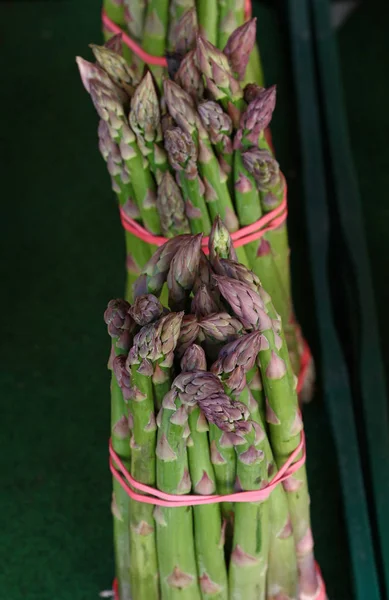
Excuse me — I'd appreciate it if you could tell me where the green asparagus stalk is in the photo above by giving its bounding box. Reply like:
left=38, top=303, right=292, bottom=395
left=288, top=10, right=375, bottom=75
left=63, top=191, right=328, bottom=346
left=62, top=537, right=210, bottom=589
left=129, top=71, right=169, bottom=184
left=223, top=18, right=257, bottom=81
left=103, top=0, right=126, bottom=31
left=142, top=0, right=169, bottom=82
left=98, top=119, right=152, bottom=300
left=104, top=299, right=134, bottom=600
left=214, top=275, right=320, bottom=598
left=180, top=347, right=229, bottom=600
left=157, top=172, right=191, bottom=237
left=197, top=0, right=218, bottom=46
left=164, top=126, right=212, bottom=234
left=155, top=388, right=201, bottom=600
left=217, top=0, right=245, bottom=49
left=77, top=59, right=162, bottom=238
left=123, top=0, right=146, bottom=78
left=169, top=7, right=197, bottom=54
left=125, top=326, right=159, bottom=599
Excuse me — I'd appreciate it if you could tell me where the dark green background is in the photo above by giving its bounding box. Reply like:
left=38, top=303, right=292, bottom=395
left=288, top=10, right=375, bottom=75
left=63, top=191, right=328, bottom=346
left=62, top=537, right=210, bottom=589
left=1, top=1, right=387, bottom=598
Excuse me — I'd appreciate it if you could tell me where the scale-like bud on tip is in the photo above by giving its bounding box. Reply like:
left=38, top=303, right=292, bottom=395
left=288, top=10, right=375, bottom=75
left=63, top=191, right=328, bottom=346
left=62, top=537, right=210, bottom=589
left=209, top=216, right=237, bottom=266
left=191, top=285, right=221, bottom=318
left=199, top=312, right=244, bottom=342
left=212, top=330, right=263, bottom=375
left=198, top=392, right=250, bottom=433
left=181, top=344, right=207, bottom=372
left=213, top=275, right=273, bottom=332
left=198, top=101, right=233, bottom=145
left=129, top=71, right=161, bottom=150
left=242, top=148, right=281, bottom=192
left=157, top=172, right=191, bottom=237
left=176, top=314, right=202, bottom=357
left=89, top=43, right=137, bottom=95
left=223, top=18, right=257, bottom=81
left=104, top=299, right=134, bottom=350
left=112, top=355, right=132, bottom=401
left=239, top=85, right=277, bottom=142
left=170, top=8, right=198, bottom=54
left=196, top=36, right=242, bottom=103
left=104, top=33, right=123, bottom=55
left=76, top=57, right=117, bottom=95
left=217, top=258, right=260, bottom=291
left=175, top=50, right=204, bottom=103
left=164, top=79, right=200, bottom=136
left=164, top=127, right=198, bottom=177
left=129, top=294, right=163, bottom=326
left=167, top=234, right=203, bottom=311
left=173, top=370, right=224, bottom=406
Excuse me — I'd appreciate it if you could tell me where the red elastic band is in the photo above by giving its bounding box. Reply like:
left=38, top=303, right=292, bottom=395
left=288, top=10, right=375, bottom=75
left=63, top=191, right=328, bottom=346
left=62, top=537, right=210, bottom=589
left=102, top=0, right=253, bottom=65
left=296, top=338, right=312, bottom=395
left=109, top=426, right=305, bottom=507
left=120, top=191, right=287, bottom=253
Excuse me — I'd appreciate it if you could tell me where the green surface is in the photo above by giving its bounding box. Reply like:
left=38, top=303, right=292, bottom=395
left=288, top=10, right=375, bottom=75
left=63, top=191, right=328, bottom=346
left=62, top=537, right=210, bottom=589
left=0, top=2, right=385, bottom=599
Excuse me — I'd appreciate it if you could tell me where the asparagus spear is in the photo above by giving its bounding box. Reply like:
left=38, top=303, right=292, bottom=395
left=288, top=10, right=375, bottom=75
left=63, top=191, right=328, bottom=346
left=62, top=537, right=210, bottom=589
left=104, top=299, right=134, bottom=600
left=196, top=36, right=244, bottom=128
left=77, top=60, right=162, bottom=237
left=176, top=314, right=202, bottom=358
left=180, top=347, right=229, bottom=600
left=208, top=215, right=238, bottom=264
left=235, top=85, right=277, bottom=152
left=197, top=0, right=218, bottom=46
left=128, top=312, right=184, bottom=410
left=89, top=42, right=138, bottom=96
left=223, top=18, right=257, bottom=81
left=129, top=293, right=164, bottom=326
left=198, top=101, right=234, bottom=177
left=129, top=72, right=169, bottom=184
left=98, top=119, right=152, bottom=300
left=169, top=6, right=197, bottom=54
left=164, top=126, right=212, bottom=235
left=214, top=276, right=320, bottom=598
left=191, top=284, right=221, bottom=318
left=157, top=171, right=191, bottom=237
left=142, top=0, right=169, bottom=82
left=167, top=233, right=203, bottom=311
left=125, top=325, right=159, bottom=599
left=133, top=234, right=193, bottom=297
left=155, top=388, right=201, bottom=600
left=123, top=0, right=146, bottom=78
left=175, top=50, right=205, bottom=103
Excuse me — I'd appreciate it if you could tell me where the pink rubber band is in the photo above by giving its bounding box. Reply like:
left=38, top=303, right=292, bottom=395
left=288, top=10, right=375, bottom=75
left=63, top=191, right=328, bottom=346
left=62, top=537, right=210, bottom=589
left=296, top=338, right=312, bottom=395
left=102, top=0, right=253, bottom=66
left=109, top=426, right=305, bottom=507
left=120, top=191, right=287, bottom=253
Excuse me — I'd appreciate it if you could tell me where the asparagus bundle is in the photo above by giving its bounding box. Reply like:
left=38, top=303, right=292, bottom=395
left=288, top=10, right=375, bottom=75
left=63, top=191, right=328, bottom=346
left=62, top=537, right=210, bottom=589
left=102, top=1, right=264, bottom=85
left=77, top=18, right=309, bottom=385
left=106, top=224, right=322, bottom=600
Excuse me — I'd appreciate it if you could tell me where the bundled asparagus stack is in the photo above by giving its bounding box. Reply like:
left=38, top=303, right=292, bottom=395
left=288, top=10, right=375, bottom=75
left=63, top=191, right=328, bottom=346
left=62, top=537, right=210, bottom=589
left=102, top=0, right=264, bottom=86
left=105, top=224, right=321, bottom=600
left=77, top=15, right=307, bottom=378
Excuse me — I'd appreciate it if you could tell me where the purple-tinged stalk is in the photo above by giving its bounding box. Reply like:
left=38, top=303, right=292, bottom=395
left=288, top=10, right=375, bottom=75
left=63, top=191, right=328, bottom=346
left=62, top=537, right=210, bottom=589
left=223, top=18, right=257, bottom=81
left=89, top=41, right=137, bottom=96
left=167, top=234, right=202, bottom=311
left=133, top=234, right=193, bottom=298
left=175, top=50, right=204, bottom=103
left=168, top=4, right=197, bottom=53
left=180, top=348, right=229, bottom=600
left=155, top=386, right=201, bottom=600
left=157, top=171, right=191, bottom=237
left=164, top=125, right=212, bottom=235
left=196, top=36, right=245, bottom=128
left=129, top=71, right=169, bottom=184
left=198, top=101, right=234, bottom=177
left=215, top=275, right=320, bottom=598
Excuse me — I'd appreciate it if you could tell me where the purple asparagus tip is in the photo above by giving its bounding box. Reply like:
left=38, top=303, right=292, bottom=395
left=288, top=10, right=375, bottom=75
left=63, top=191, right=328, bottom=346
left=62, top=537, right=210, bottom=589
left=180, top=344, right=207, bottom=372
left=241, top=148, right=281, bottom=191
left=223, top=18, right=257, bottom=81
left=129, top=294, right=164, bottom=326
left=104, top=299, right=134, bottom=350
